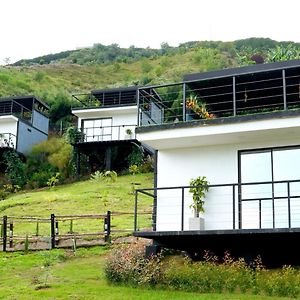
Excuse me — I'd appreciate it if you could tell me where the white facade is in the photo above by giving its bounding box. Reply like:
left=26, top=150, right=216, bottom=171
left=137, top=115, right=300, bottom=231
left=72, top=106, right=138, bottom=141
left=0, top=116, right=18, bottom=149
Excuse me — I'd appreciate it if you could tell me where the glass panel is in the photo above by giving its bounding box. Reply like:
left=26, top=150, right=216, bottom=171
left=94, top=119, right=102, bottom=127
left=291, top=198, right=300, bottom=227
left=83, top=120, right=93, bottom=129
left=274, top=182, right=287, bottom=198
left=274, top=198, right=288, bottom=228
left=273, top=148, right=300, bottom=181
left=242, top=201, right=259, bottom=229
left=241, top=151, right=272, bottom=183
left=241, top=151, right=272, bottom=200
left=101, top=118, right=112, bottom=127
left=261, top=200, right=273, bottom=228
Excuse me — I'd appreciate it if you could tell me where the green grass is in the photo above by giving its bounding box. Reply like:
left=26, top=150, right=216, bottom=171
left=0, top=173, right=154, bottom=237
left=0, top=246, right=292, bottom=300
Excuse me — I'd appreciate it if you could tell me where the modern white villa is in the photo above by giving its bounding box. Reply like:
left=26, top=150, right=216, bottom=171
left=133, top=59, right=300, bottom=265
left=0, top=95, right=49, bottom=155
left=71, top=86, right=158, bottom=172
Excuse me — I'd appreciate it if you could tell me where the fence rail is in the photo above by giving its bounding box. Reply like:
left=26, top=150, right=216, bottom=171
left=0, top=211, right=137, bottom=252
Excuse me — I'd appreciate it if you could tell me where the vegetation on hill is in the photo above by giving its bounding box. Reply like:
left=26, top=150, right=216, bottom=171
left=1, top=37, right=300, bottom=128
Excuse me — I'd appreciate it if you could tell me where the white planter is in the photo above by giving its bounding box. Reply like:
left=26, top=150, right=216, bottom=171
left=125, top=134, right=132, bottom=140
left=189, top=217, right=205, bottom=230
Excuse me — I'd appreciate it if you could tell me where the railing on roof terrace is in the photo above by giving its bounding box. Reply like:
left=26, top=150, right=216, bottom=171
left=134, top=179, right=300, bottom=232
left=0, top=133, right=16, bottom=149
left=138, top=69, right=300, bottom=126
left=0, top=100, right=32, bottom=123
left=78, top=124, right=136, bottom=143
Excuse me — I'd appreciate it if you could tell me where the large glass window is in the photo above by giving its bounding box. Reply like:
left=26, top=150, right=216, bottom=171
left=240, top=147, right=300, bottom=229
left=82, top=118, right=112, bottom=142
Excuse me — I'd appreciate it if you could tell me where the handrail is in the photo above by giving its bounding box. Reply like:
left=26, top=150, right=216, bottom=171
left=134, top=179, right=300, bottom=232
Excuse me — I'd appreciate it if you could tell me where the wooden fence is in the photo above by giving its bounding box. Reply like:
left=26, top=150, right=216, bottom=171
left=0, top=210, right=151, bottom=252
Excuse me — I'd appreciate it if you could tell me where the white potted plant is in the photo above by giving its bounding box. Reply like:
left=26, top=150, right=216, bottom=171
left=125, top=128, right=133, bottom=139
left=189, top=176, right=209, bottom=230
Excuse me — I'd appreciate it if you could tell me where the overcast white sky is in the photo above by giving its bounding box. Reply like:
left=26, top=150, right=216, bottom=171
left=1, top=0, right=300, bottom=64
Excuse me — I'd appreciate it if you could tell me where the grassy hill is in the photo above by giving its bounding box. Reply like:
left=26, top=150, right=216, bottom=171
left=1, top=37, right=299, bottom=127
left=0, top=173, right=153, bottom=236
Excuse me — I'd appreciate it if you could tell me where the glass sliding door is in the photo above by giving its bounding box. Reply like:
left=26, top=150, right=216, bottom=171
left=239, top=146, right=300, bottom=229
left=240, top=150, right=272, bottom=229
left=82, top=118, right=112, bottom=142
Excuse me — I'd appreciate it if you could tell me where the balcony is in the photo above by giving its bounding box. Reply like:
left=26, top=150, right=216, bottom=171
left=72, top=86, right=139, bottom=110
left=134, top=179, right=300, bottom=233
left=77, top=124, right=136, bottom=143
left=0, top=100, right=32, bottom=123
left=137, top=60, right=300, bottom=128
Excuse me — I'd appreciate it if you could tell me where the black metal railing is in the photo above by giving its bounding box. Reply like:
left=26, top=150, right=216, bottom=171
left=0, top=100, right=32, bottom=123
left=138, top=70, right=300, bottom=126
left=134, top=179, right=300, bottom=232
left=0, top=133, right=16, bottom=149
left=78, top=124, right=136, bottom=143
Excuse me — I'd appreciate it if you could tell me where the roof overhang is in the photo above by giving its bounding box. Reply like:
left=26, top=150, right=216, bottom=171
left=136, top=110, right=300, bottom=150
left=72, top=105, right=138, bottom=118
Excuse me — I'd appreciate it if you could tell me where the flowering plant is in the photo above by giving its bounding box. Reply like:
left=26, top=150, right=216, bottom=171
left=186, top=95, right=215, bottom=119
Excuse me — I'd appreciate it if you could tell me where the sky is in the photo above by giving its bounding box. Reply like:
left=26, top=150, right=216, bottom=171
left=1, top=0, right=300, bottom=64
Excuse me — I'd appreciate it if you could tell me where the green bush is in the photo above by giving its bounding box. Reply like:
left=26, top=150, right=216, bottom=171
left=105, top=247, right=300, bottom=298
left=104, top=243, right=161, bottom=286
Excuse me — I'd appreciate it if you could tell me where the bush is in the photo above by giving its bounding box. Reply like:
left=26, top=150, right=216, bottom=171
left=3, top=151, right=26, bottom=187
left=105, top=247, right=300, bottom=298
left=104, top=243, right=161, bottom=286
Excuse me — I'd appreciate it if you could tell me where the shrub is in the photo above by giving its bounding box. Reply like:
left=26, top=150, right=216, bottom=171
left=90, top=170, right=118, bottom=183
left=3, top=151, right=26, bottom=187
left=104, top=243, right=161, bottom=286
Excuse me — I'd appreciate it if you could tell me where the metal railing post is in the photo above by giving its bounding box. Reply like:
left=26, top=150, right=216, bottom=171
left=287, top=181, right=291, bottom=228
left=181, top=187, right=185, bottom=231
left=232, top=185, right=236, bottom=229
left=182, top=83, right=186, bottom=122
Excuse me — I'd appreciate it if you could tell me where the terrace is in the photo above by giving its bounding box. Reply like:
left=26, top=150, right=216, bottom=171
left=137, top=59, right=300, bottom=128
left=0, top=96, right=49, bottom=124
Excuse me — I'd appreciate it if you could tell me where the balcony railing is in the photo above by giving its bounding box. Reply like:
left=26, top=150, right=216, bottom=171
left=0, top=100, right=32, bottom=123
left=0, top=133, right=16, bottom=149
left=138, top=68, right=300, bottom=126
left=134, top=179, right=300, bottom=232
left=78, top=124, right=136, bottom=143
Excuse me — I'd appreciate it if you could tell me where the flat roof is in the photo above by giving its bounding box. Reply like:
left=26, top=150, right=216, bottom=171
left=0, top=95, right=49, bottom=110
left=183, top=59, right=300, bottom=82
left=91, top=85, right=139, bottom=95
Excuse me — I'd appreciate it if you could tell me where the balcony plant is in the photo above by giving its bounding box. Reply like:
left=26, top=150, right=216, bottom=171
left=189, top=176, right=209, bottom=230
left=125, top=128, right=133, bottom=139
left=186, top=95, right=215, bottom=119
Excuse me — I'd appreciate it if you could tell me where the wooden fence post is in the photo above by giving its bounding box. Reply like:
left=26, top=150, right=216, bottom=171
left=50, top=214, right=55, bottom=249
left=3, top=216, right=7, bottom=252
left=55, top=220, right=59, bottom=246
left=9, top=222, right=13, bottom=248
left=104, top=211, right=111, bottom=242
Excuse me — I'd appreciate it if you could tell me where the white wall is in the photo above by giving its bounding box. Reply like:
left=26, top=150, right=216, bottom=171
left=73, top=106, right=138, bottom=141
left=156, top=137, right=300, bottom=231
left=0, top=117, right=18, bottom=149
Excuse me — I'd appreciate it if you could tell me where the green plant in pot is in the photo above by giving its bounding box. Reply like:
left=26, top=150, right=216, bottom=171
left=125, top=128, right=133, bottom=139
left=189, top=176, right=209, bottom=218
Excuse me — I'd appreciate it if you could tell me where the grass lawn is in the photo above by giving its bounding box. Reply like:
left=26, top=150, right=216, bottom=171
left=0, top=246, right=292, bottom=300
left=0, top=173, right=153, bottom=237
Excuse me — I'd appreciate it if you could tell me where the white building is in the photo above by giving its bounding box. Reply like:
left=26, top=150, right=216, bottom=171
left=71, top=86, right=157, bottom=172
left=134, top=59, right=300, bottom=265
left=0, top=96, right=49, bottom=155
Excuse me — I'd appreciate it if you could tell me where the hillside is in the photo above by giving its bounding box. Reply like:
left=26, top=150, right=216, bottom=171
left=0, top=173, right=153, bottom=236
left=0, top=37, right=299, bottom=127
